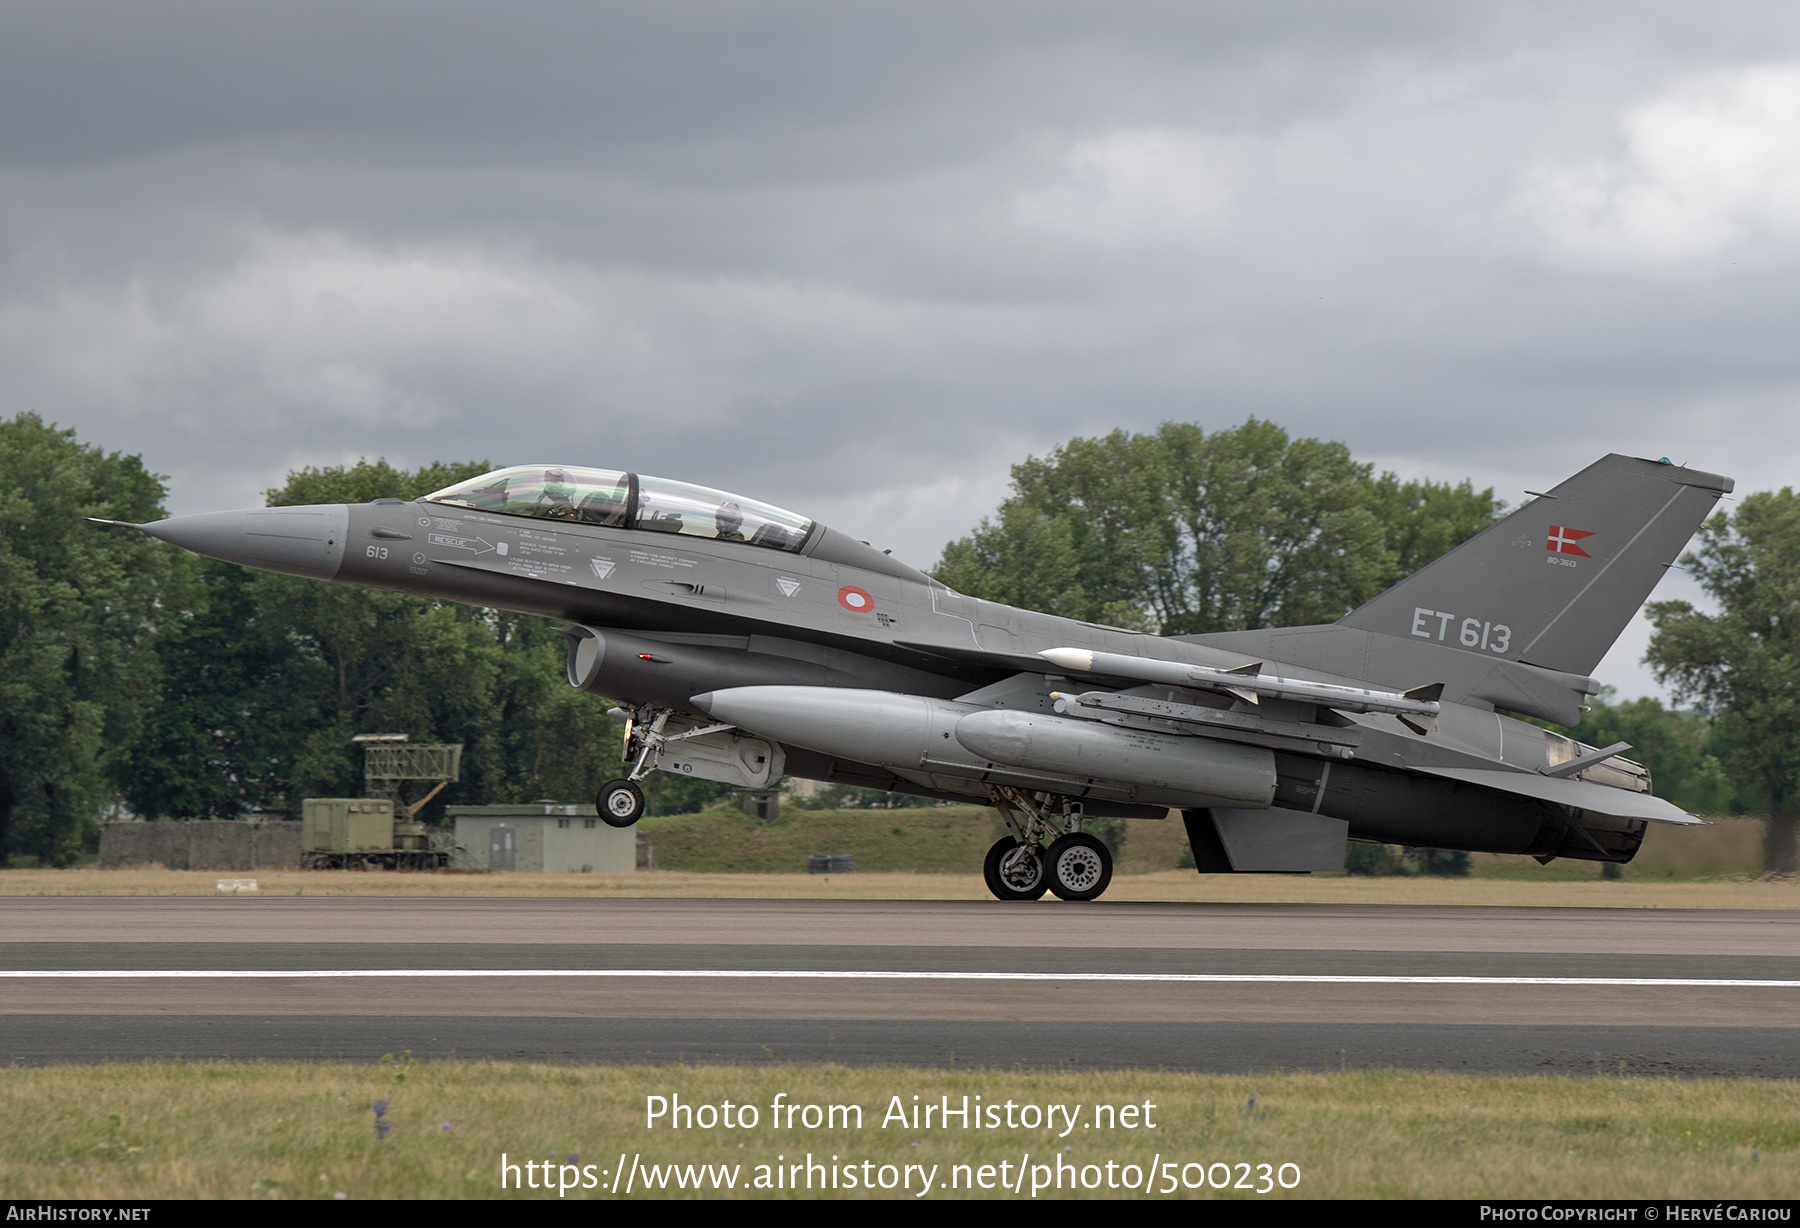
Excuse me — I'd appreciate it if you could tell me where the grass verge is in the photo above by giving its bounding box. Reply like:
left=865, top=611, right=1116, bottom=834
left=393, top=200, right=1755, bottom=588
left=1, top=1062, right=1795, bottom=1200
left=2, top=866, right=1795, bottom=908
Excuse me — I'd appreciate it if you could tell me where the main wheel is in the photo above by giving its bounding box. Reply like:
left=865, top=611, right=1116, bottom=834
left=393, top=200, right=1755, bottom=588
left=1045, top=833, right=1112, bottom=901
left=983, top=837, right=1048, bottom=901
left=597, top=779, right=646, bottom=828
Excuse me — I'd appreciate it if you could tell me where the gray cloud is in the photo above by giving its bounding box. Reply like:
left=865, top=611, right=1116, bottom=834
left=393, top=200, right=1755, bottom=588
left=5, top=2, right=1800, bottom=697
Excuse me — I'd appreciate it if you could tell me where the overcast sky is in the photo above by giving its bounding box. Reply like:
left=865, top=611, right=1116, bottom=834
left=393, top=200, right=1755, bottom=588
left=6, top=2, right=1798, bottom=698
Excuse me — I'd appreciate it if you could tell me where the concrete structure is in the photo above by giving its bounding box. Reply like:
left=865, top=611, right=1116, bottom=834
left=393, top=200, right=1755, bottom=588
left=448, top=803, right=635, bottom=873
left=99, top=819, right=301, bottom=870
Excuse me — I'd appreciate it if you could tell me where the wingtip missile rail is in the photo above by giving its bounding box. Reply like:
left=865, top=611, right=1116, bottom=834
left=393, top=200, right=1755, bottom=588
left=1038, top=647, right=1443, bottom=724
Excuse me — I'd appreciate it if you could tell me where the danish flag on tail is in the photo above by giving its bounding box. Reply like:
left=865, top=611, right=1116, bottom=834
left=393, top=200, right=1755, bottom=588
left=1547, top=525, right=1594, bottom=557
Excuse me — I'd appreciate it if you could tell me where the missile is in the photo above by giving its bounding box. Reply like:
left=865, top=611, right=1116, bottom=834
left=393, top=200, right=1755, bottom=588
left=1039, top=647, right=1442, bottom=725
left=691, top=685, right=1277, bottom=809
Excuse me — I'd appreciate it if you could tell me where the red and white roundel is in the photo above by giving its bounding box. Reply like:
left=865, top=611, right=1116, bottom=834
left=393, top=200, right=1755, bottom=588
left=837, top=585, right=875, bottom=613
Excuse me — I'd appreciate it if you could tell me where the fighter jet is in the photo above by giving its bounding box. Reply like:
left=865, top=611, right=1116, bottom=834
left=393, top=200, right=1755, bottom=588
left=96, top=454, right=1730, bottom=901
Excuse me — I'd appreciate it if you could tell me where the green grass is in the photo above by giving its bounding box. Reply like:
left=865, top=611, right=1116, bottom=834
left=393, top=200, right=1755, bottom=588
left=12, top=807, right=1778, bottom=893
left=2, top=1062, right=1796, bottom=1200
left=638, top=804, right=1011, bottom=874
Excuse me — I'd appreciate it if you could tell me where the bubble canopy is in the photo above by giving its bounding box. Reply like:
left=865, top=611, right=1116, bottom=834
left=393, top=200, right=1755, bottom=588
left=422, top=465, right=816, bottom=553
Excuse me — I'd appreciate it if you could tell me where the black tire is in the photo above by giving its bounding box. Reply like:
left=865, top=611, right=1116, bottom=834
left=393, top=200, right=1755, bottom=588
left=598, top=779, right=646, bottom=828
left=983, top=837, right=1048, bottom=901
left=1045, top=833, right=1113, bottom=901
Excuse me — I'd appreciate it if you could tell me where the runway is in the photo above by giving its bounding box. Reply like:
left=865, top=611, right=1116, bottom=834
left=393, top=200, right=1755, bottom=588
left=4, top=897, right=1797, bottom=1075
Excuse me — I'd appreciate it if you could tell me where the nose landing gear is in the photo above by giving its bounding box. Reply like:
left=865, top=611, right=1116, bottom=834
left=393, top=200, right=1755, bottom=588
left=598, top=704, right=741, bottom=829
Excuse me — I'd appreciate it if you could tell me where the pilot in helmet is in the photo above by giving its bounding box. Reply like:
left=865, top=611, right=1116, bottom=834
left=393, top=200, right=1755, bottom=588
left=715, top=501, right=746, bottom=542
left=538, top=468, right=577, bottom=516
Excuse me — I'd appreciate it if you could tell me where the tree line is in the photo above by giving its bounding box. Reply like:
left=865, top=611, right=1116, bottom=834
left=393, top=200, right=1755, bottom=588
left=933, top=419, right=1505, bottom=634
left=3, top=412, right=1794, bottom=870
left=1, top=414, right=632, bottom=865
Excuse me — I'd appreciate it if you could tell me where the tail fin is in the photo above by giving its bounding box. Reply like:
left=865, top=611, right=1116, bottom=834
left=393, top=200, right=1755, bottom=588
left=1337, top=455, right=1732, bottom=677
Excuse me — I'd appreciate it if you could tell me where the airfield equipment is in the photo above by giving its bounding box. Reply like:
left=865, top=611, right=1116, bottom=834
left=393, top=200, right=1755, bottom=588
left=300, top=797, right=454, bottom=870
left=114, top=453, right=1728, bottom=902
left=352, top=732, right=463, bottom=813
left=298, top=734, right=464, bottom=868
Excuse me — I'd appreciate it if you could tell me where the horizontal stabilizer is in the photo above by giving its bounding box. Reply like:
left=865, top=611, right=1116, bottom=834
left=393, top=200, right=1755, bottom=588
left=1411, top=765, right=1701, bottom=826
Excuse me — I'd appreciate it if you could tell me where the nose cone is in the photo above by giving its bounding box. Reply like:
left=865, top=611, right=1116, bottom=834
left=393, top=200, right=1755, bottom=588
left=140, top=504, right=349, bottom=580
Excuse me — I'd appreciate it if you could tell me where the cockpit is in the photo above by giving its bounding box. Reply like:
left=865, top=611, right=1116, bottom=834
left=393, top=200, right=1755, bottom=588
left=422, top=465, right=816, bottom=554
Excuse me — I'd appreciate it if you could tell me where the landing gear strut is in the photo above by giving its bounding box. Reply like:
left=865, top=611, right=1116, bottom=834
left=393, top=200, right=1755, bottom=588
left=983, top=787, right=1113, bottom=902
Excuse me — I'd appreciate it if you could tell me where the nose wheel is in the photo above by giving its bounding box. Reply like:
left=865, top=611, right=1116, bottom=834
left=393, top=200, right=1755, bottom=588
left=597, top=779, right=646, bottom=828
left=1044, top=833, right=1112, bottom=901
left=983, top=838, right=1048, bottom=900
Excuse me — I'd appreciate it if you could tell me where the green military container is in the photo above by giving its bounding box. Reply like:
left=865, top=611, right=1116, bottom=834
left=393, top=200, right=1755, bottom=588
left=302, top=798, right=395, bottom=865
left=301, top=797, right=452, bottom=869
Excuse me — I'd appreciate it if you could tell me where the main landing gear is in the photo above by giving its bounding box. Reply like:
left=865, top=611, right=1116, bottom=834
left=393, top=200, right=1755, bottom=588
left=983, top=786, right=1113, bottom=902
left=983, top=836, right=1047, bottom=900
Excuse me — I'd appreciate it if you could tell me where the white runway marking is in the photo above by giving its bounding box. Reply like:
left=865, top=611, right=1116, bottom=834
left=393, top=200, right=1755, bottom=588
left=3, top=970, right=1799, bottom=987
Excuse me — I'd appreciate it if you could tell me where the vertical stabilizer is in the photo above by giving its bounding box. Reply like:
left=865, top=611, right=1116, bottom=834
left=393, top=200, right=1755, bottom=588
left=1336, top=455, right=1732, bottom=677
